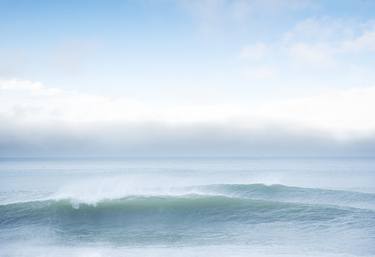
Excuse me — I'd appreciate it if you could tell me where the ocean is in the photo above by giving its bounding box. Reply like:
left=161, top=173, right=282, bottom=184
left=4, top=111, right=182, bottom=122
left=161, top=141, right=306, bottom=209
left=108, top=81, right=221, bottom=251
left=0, top=157, right=374, bottom=257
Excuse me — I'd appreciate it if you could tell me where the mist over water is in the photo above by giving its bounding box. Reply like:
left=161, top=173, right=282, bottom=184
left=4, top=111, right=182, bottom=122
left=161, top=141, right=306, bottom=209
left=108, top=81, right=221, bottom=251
left=0, top=157, right=374, bottom=257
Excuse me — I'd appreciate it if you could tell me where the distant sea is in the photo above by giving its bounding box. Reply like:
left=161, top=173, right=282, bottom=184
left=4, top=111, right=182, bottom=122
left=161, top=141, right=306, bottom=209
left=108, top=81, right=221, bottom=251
left=1, top=157, right=374, bottom=257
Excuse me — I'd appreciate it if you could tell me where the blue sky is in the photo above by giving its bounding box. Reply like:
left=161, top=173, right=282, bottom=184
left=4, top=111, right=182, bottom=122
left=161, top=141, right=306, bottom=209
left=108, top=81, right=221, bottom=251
left=1, top=0, right=375, bottom=156
left=1, top=0, right=373, bottom=96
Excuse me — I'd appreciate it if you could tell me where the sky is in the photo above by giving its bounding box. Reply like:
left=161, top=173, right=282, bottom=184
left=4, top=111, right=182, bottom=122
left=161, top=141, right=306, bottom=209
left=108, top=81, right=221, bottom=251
left=1, top=0, right=375, bottom=156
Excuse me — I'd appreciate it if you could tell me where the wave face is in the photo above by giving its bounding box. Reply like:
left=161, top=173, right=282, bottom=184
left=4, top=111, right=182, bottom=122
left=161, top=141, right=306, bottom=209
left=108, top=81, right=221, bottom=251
left=1, top=184, right=375, bottom=247
left=1, top=157, right=375, bottom=257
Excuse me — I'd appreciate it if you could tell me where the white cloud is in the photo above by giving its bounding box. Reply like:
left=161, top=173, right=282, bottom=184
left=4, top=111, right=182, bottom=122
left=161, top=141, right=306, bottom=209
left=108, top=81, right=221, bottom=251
left=341, top=27, right=375, bottom=53
left=282, top=18, right=350, bottom=44
left=0, top=79, right=249, bottom=125
left=238, top=17, right=375, bottom=90
left=287, top=43, right=335, bottom=67
left=0, top=79, right=151, bottom=124
left=242, top=66, right=275, bottom=80
left=242, top=18, right=375, bottom=64
left=180, top=0, right=312, bottom=32
left=256, top=87, right=375, bottom=139
left=240, top=43, right=268, bottom=61
left=1, top=79, right=375, bottom=156
left=284, top=18, right=375, bottom=59
left=1, top=79, right=375, bottom=139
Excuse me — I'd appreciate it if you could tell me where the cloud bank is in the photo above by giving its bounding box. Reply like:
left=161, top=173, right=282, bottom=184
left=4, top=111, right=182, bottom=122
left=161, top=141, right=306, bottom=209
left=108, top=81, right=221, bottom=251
left=1, top=79, right=374, bottom=156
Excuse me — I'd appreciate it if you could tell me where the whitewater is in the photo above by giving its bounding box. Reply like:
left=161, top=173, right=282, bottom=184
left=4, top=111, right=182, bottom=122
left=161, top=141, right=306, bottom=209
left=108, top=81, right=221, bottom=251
left=0, top=157, right=374, bottom=257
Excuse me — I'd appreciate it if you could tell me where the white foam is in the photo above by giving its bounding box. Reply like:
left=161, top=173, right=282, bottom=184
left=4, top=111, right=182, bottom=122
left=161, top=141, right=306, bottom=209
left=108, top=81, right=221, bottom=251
left=0, top=244, right=364, bottom=257
left=51, top=176, right=222, bottom=205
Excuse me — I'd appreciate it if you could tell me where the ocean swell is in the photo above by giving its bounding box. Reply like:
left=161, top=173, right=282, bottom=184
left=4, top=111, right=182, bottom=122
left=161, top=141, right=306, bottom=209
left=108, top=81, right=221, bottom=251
left=0, top=192, right=370, bottom=228
left=1, top=184, right=375, bottom=247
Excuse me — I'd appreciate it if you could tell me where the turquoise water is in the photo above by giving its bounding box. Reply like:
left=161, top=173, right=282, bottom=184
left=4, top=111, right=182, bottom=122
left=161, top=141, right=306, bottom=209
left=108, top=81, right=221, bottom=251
left=0, top=157, right=375, bottom=257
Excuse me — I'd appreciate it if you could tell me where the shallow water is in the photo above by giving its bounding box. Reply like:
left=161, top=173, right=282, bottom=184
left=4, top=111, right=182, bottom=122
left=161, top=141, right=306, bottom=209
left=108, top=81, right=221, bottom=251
left=0, top=157, right=374, bottom=257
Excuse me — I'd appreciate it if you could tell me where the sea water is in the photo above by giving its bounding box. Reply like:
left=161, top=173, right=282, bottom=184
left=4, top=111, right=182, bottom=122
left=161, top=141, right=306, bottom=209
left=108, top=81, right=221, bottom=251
left=0, top=157, right=374, bottom=257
